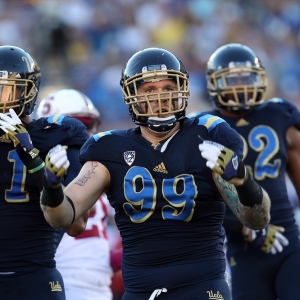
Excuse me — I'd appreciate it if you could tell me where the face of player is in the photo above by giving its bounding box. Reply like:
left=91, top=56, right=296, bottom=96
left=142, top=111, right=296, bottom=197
left=136, top=79, right=180, bottom=117
left=0, top=84, right=23, bottom=103
left=0, top=83, right=26, bottom=115
left=219, top=72, right=260, bottom=105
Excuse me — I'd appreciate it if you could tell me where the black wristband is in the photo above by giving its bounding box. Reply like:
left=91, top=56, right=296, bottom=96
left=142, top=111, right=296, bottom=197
left=41, top=176, right=64, bottom=207
left=236, top=169, right=263, bottom=207
left=26, top=156, right=45, bottom=191
left=236, top=159, right=246, bottom=179
left=16, top=144, right=39, bottom=165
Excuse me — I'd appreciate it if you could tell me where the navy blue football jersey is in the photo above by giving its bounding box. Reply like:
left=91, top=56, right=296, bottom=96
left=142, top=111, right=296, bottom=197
left=0, top=114, right=89, bottom=273
left=79, top=116, right=243, bottom=291
left=205, top=98, right=300, bottom=239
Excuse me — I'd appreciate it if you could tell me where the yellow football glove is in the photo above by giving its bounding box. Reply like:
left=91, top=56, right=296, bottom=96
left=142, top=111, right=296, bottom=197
left=251, top=224, right=289, bottom=254
left=199, top=140, right=245, bottom=180
left=45, top=145, right=70, bottom=187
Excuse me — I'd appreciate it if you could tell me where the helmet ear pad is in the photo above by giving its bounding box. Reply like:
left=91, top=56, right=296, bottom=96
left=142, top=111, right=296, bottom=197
left=206, top=43, right=267, bottom=111
left=120, top=47, right=190, bottom=132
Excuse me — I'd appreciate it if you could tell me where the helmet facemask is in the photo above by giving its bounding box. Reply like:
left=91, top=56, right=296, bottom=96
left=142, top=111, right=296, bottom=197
left=122, top=64, right=189, bottom=132
left=0, top=71, right=38, bottom=116
left=208, top=61, right=267, bottom=112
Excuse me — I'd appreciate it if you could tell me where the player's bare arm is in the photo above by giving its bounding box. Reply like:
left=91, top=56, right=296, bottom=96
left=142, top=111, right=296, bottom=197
left=213, top=173, right=271, bottom=230
left=199, top=140, right=271, bottom=229
left=286, top=126, right=300, bottom=203
left=64, top=208, right=91, bottom=237
left=41, top=155, right=110, bottom=229
left=64, top=161, right=110, bottom=218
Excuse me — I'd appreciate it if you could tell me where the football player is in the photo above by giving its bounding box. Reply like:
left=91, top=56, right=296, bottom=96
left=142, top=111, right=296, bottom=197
left=36, top=47, right=270, bottom=300
left=199, top=43, right=300, bottom=300
left=36, top=89, right=124, bottom=300
left=0, top=46, right=90, bottom=299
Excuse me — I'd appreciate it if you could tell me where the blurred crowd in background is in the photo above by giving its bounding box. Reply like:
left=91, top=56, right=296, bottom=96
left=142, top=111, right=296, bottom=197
left=1, top=1, right=300, bottom=298
left=1, top=0, right=300, bottom=131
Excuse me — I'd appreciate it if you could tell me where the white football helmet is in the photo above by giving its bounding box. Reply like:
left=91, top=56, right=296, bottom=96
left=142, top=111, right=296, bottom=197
left=36, top=89, right=101, bottom=134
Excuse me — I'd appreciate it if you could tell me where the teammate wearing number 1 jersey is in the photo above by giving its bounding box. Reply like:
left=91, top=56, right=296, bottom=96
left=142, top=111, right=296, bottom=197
left=0, top=46, right=89, bottom=300
left=38, top=48, right=270, bottom=300
left=37, top=89, right=123, bottom=300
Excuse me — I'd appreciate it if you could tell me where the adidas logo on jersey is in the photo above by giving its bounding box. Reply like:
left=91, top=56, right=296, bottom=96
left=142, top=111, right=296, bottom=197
left=0, top=133, right=11, bottom=143
left=236, top=118, right=249, bottom=127
left=49, top=281, right=62, bottom=292
left=153, top=162, right=168, bottom=174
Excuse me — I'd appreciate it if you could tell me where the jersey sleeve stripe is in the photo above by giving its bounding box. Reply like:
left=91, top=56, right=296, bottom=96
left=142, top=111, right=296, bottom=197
left=198, top=114, right=224, bottom=132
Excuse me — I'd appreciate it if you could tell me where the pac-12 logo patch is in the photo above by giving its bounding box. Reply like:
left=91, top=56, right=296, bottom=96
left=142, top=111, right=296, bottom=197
left=124, top=151, right=135, bottom=166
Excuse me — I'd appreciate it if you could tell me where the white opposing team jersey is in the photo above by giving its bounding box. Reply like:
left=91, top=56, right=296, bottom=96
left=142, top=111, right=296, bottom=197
left=55, top=194, right=114, bottom=300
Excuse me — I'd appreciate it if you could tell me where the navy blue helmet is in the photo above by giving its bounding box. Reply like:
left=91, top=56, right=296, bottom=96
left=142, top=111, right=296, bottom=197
left=206, top=43, right=267, bottom=112
left=0, top=45, right=41, bottom=116
left=120, top=48, right=189, bottom=132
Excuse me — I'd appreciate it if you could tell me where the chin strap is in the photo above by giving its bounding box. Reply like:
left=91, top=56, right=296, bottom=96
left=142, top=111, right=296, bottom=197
left=147, top=115, right=177, bottom=133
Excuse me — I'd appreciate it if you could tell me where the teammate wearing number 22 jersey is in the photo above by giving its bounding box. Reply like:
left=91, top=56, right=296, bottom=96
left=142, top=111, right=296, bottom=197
left=195, top=43, right=300, bottom=300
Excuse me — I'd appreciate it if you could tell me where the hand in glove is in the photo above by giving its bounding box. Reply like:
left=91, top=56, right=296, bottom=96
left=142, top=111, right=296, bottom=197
left=244, top=224, right=289, bottom=254
left=45, top=144, right=70, bottom=187
left=0, top=108, right=39, bottom=164
left=199, top=140, right=245, bottom=181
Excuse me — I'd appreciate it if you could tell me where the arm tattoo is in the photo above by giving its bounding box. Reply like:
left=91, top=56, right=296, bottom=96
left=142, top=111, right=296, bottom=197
left=213, top=174, right=270, bottom=230
left=75, top=161, right=99, bottom=186
left=214, top=174, right=241, bottom=215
